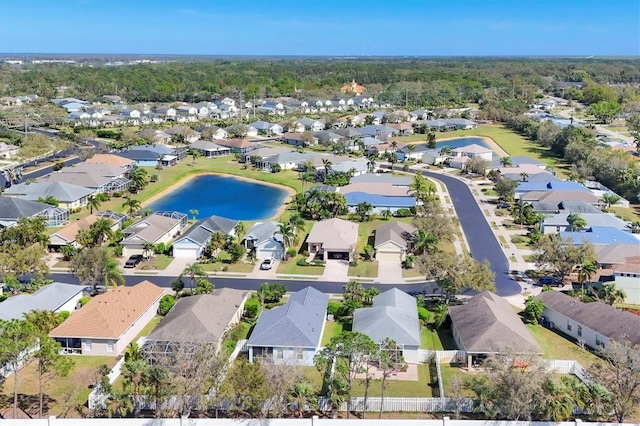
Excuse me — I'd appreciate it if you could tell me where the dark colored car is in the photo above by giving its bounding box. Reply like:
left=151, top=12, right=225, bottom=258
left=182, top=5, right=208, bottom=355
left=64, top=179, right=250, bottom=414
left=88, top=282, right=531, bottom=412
left=537, top=276, right=563, bottom=287
left=496, top=203, right=512, bottom=209
left=124, top=254, right=144, bottom=268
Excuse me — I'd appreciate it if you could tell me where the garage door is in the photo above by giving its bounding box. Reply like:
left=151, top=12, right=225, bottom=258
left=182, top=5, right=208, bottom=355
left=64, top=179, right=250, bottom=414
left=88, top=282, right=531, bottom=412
left=327, top=251, right=349, bottom=260
left=172, top=247, right=198, bottom=259
left=376, top=251, right=402, bottom=262
left=257, top=248, right=283, bottom=260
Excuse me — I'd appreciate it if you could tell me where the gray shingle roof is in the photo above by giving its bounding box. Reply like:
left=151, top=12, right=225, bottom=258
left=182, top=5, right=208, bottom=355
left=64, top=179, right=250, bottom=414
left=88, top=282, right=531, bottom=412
left=0, top=197, right=51, bottom=220
left=247, top=287, right=329, bottom=348
left=353, top=288, right=420, bottom=347
left=147, top=288, right=247, bottom=343
left=5, top=181, right=94, bottom=203
left=0, top=283, right=83, bottom=321
left=244, top=221, right=283, bottom=245
left=538, top=291, right=640, bottom=346
left=176, top=215, right=238, bottom=246
left=449, top=291, right=542, bottom=354
left=350, top=173, right=412, bottom=186
left=530, top=200, right=602, bottom=214
left=374, top=222, right=417, bottom=249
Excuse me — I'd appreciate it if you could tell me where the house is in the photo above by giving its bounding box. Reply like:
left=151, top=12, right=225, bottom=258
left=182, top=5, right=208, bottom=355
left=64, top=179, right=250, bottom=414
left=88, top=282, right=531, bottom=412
left=340, top=182, right=414, bottom=197
left=374, top=222, right=417, bottom=262
left=345, top=192, right=415, bottom=214
left=189, top=140, right=231, bottom=157
left=397, top=144, right=434, bottom=162
left=294, top=117, right=325, bottom=132
left=164, top=125, right=200, bottom=143
left=521, top=190, right=602, bottom=206
left=488, top=156, right=546, bottom=170
left=387, top=122, right=415, bottom=135
left=530, top=200, right=602, bottom=215
left=330, top=159, right=368, bottom=176
left=558, top=226, right=640, bottom=246
left=541, top=213, right=630, bottom=235
left=247, top=287, right=329, bottom=366
left=49, top=214, right=102, bottom=249
left=306, top=218, right=359, bottom=261
left=50, top=281, right=164, bottom=356
left=594, top=244, right=640, bottom=304
left=243, top=221, right=285, bottom=260
left=449, top=156, right=471, bottom=170
left=216, top=138, right=257, bottom=155
left=442, top=118, right=478, bottom=130
left=144, top=288, right=248, bottom=356
left=451, top=144, right=494, bottom=161
left=449, top=291, right=542, bottom=368
left=516, top=181, right=592, bottom=194
left=350, top=173, right=412, bottom=187
left=249, top=121, right=283, bottom=136
left=85, top=154, right=136, bottom=172
left=0, top=282, right=84, bottom=321
left=115, top=149, right=162, bottom=167
left=353, top=288, right=421, bottom=363
left=280, top=132, right=318, bottom=147
left=538, top=290, right=640, bottom=350
left=358, top=125, right=399, bottom=140
left=121, top=212, right=188, bottom=257
left=4, top=181, right=95, bottom=209
left=420, top=119, right=455, bottom=132
left=138, top=129, right=172, bottom=144
left=257, top=151, right=315, bottom=172
left=172, top=215, right=238, bottom=259
left=0, top=196, right=68, bottom=228
left=421, top=149, right=448, bottom=166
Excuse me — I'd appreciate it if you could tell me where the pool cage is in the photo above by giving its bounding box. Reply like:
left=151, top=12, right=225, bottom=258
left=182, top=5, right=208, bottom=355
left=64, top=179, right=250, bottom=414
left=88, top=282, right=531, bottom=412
left=41, top=207, right=69, bottom=227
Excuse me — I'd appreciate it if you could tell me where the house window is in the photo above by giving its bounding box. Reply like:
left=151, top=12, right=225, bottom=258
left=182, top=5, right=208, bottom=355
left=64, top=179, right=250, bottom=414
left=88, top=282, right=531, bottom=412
left=577, top=326, right=582, bottom=337
left=567, top=320, right=572, bottom=332
left=107, top=342, right=114, bottom=353
left=296, top=348, right=304, bottom=360
left=596, top=335, right=605, bottom=348
left=276, top=349, right=284, bottom=359
left=83, top=340, right=92, bottom=352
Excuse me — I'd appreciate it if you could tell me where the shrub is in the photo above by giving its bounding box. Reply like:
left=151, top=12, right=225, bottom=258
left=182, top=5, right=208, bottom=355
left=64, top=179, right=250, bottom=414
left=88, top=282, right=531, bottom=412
left=327, top=301, right=341, bottom=317
left=349, top=260, right=358, bottom=267
left=58, top=311, right=70, bottom=322
left=52, top=161, right=65, bottom=171
left=244, top=298, right=260, bottom=319
left=394, top=208, right=413, bottom=217
left=286, top=247, right=297, bottom=258
left=418, top=307, right=432, bottom=325
left=0, top=293, right=7, bottom=302
left=296, top=258, right=310, bottom=266
left=158, top=294, right=176, bottom=316
left=79, top=296, right=90, bottom=306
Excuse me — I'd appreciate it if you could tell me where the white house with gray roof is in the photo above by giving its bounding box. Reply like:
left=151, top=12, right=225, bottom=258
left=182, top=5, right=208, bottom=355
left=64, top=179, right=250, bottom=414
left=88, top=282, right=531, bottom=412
left=172, top=215, right=238, bottom=260
left=247, top=286, right=329, bottom=366
left=4, top=181, right=95, bottom=209
left=541, top=213, right=629, bottom=235
left=0, top=282, right=83, bottom=321
left=353, top=288, right=421, bottom=363
left=243, top=221, right=285, bottom=260
left=0, top=196, right=69, bottom=228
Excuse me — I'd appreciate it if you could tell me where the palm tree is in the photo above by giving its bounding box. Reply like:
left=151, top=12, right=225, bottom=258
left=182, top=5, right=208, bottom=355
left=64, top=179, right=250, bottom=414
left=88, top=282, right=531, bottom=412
left=234, top=222, right=245, bottom=240
left=322, top=158, right=332, bottom=178
left=288, top=213, right=305, bottom=233
left=288, top=382, right=317, bottom=418
left=596, top=283, right=626, bottom=305
left=355, top=201, right=373, bottom=222
left=366, top=156, right=377, bottom=173
left=426, top=132, right=437, bottom=149
left=104, top=257, right=125, bottom=288
left=511, top=200, right=533, bottom=225
left=278, top=222, right=296, bottom=248
left=381, top=209, right=392, bottom=220
left=86, top=195, right=101, bottom=214
left=124, top=342, right=143, bottom=362
left=577, top=260, right=597, bottom=298
left=144, top=366, right=171, bottom=418
left=60, top=244, right=77, bottom=261
left=407, top=174, right=430, bottom=200
left=181, top=262, right=207, bottom=294
left=142, top=242, right=155, bottom=259
left=129, top=166, right=149, bottom=191
left=414, top=230, right=438, bottom=254
left=520, top=171, right=529, bottom=182
left=567, top=213, right=587, bottom=231
left=106, top=390, right=132, bottom=418
left=407, top=143, right=416, bottom=155
left=343, top=280, right=365, bottom=305
left=122, top=198, right=141, bottom=216
left=121, top=359, right=148, bottom=417
left=629, top=221, right=640, bottom=234
left=600, top=192, right=621, bottom=211
left=439, top=145, right=452, bottom=156
left=91, top=217, right=114, bottom=244
left=541, top=380, right=575, bottom=421
left=500, top=156, right=512, bottom=167
left=188, top=209, right=198, bottom=222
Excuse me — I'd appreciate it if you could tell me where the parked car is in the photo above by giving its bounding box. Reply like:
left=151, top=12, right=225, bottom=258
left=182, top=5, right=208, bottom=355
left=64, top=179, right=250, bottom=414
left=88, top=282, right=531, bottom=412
left=260, top=258, right=274, bottom=270
left=124, top=254, right=144, bottom=268
left=496, top=203, right=512, bottom=209
left=537, top=276, right=564, bottom=287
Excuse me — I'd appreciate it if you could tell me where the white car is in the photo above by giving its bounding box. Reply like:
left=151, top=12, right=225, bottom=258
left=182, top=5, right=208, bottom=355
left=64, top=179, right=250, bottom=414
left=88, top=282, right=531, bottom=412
left=260, top=258, right=274, bottom=270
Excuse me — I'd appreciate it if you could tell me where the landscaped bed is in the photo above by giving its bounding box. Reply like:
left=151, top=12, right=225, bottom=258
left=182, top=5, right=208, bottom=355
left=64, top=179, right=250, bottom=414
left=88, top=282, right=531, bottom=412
left=277, top=255, right=325, bottom=275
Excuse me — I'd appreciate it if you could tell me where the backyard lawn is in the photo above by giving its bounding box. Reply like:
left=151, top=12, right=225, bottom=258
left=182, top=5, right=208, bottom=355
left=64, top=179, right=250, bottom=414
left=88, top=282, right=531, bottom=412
left=321, top=321, right=343, bottom=346
left=420, top=327, right=444, bottom=350
left=525, top=323, right=600, bottom=366
left=440, top=365, right=476, bottom=397
left=2, top=356, right=117, bottom=418
left=351, top=364, right=433, bottom=397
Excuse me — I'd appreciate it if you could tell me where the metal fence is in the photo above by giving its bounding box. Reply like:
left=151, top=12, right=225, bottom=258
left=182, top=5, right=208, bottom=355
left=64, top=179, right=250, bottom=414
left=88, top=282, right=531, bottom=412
left=318, top=396, right=476, bottom=413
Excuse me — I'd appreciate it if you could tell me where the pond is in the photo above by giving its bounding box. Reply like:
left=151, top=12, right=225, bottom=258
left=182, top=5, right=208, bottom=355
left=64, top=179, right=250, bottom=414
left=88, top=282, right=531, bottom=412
left=147, top=174, right=289, bottom=220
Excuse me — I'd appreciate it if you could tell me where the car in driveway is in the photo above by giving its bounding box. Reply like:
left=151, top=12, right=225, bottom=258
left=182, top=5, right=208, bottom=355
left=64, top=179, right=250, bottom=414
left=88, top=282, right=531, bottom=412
left=537, top=276, right=564, bottom=287
left=260, top=258, right=274, bottom=270
left=124, top=254, right=144, bottom=268
left=496, top=202, right=512, bottom=209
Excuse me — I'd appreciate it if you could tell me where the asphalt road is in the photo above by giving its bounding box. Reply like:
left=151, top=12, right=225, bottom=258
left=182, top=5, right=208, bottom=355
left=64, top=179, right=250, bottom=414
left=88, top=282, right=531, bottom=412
left=419, top=169, right=521, bottom=297
left=49, top=273, right=435, bottom=294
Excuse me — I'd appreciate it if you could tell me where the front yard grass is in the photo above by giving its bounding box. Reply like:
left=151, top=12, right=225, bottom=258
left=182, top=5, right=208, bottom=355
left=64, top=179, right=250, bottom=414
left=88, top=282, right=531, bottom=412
left=137, top=254, right=173, bottom=271
left=351, top=364, right=432, bottom=397
left=402, top=267, right=424, bottom=278
left=277, top=255, right=324, bottom=275
left=2, top=356, right=117, bottom=418
left=348, top=260, right=378, bottom=278
left=200, top=262, right=255, bottom=274
left=321, top=321, right=343, bottom=346
left=525, top=323, right=600, bottom=367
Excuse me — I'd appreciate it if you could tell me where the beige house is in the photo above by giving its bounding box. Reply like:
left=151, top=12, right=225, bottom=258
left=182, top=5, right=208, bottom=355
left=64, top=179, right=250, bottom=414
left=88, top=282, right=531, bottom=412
left=50, top=281, right=164, bottom=356
left=374, top=222, right=417, bottom=262
left=121, top=212, right=187, bottom=257
left=451, top=144, right=494, bottom=162
left=307, top=218, right=358, bottom=261
left=49, top=214, right=100, bottom=249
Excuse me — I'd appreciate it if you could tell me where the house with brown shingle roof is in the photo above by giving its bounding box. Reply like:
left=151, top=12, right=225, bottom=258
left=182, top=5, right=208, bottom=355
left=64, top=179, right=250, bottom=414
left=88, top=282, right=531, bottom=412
left=49, top=214, right=100, bottom=249
left=374, top=222, right=417, bottom=262
left=50, top=281, right=164, bottom=356
left=85, top=154, right=135, bottom=169
left=121, top=212, right=187, bottom=257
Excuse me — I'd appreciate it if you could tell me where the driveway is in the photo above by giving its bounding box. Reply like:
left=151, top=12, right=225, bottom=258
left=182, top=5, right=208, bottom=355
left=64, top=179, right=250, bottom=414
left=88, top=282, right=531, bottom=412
left=320, top=259, right=349, bottom=282
left=247, top=259, right=279, bottom=278
left=375, top=260, right=404, bottom=284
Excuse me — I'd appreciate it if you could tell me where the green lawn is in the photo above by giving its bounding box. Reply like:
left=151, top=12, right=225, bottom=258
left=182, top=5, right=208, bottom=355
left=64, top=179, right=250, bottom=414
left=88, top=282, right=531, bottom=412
left=135, top=316, right=163, bottom=341
left=610, top=206, right=640, bottom=223
left=420, top=327, right=444, bottom=350
left=200, top=261, right=255, bottom=273
left=302, top=366, right=324, bottom=394
left=351, top=364, right=433, bottom=397
left=440, top=365, right=476, bottom=397
left=348, top=260, right=379, bottom=278
left=525, top=323, right=600, bottom=366
left=277, top=255, right=325, bottom=275
left=402, top=267, right=424, bottom=278
left=321, top=321, right=343, bottom=346
left=137, top=254, right=173, bottom=271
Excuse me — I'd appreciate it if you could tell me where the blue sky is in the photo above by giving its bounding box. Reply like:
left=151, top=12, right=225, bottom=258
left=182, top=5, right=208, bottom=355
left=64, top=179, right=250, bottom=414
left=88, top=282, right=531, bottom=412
left=1, top=0, right=638, bottom=56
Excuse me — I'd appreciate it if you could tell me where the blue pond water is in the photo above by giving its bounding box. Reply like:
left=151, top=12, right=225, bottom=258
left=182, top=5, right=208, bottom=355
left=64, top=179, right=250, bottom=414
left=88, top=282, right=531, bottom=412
left=428, top=137, right=499, bottom=158
left=147, top=174, right=288, bottom=220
